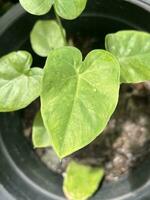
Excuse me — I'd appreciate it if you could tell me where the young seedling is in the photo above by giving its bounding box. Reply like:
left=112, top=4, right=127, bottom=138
left=1, top=1, right=150, bottom=199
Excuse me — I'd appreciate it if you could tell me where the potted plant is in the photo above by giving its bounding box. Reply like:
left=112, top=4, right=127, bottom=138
left=0, top=0, right=150, bottom=199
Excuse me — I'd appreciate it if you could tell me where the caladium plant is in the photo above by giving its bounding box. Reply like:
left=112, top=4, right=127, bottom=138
left=1, top=1, right=150, bottom=200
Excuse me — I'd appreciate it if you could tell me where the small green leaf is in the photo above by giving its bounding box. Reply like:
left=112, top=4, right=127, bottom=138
left=41, top=47, right=120, bottom=158
left=19, top=0, right=87, bottom=19
left=63, top=161, right=104, bottom=200
left=32, top=111, right=51, bottom=148
left=54, top=0, right=87, bottom=20
left=0, top=51, right=43, bottom=112
left=30, top=20, right=66, bottom=57
left=19, top=0, right=53, bottom=15
left=105, top=30, right=150, bottom=83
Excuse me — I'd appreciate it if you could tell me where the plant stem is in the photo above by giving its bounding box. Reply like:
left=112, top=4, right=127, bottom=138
left=54, top=7, right=67, bottom=45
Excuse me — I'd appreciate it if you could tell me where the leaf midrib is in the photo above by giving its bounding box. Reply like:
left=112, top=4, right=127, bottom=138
left=59, top=70, right=100, bottom=152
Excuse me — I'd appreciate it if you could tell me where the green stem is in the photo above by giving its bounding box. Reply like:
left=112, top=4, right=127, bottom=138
left=54, top=7, right=67, bottom=45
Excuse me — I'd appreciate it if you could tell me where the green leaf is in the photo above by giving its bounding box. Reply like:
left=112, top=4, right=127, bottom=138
left=0, top=51, right=43, bottom=112
left=63, top=161, right=104, bottom=200
left=19, top=0, right=53, bottom=15
left=30, top=20, right=66, bottom=57
left=41, top=47, right=120, bottom=158
left=19, top=0, right=87, bottom=19
left=54, top=0, right=87, bottom=20
left=105, top=30, right=150, bottom=83
left=32, top=111, right=51, bottom=148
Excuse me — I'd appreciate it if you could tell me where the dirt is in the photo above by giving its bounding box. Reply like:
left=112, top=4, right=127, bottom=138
left=22, top=81, right=150, bottom=182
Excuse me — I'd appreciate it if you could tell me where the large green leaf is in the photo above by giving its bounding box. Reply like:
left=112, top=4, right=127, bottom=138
left=63, top=161, right=104, bottom=200
left=30, top=20, right=66, bottom=57
left=32, top=111, right=51, bottom=148
left=105, top=30, right=150, bottom=83
left=41, top=47, right=120, bottom=158
left=54, top=0, right=87, bottom=19
left=0, top=51, right=43, bottom=112
left=19, top=0, right=53, bottom=15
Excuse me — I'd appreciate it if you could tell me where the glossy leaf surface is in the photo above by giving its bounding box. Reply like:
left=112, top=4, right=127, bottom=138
left=41, top=47, right=120, bottom=158
left=105, top=31, right=150, bottom=83
left=63, top=161, right=104, bottom=200
left=0, top=51, right=43, bottom=111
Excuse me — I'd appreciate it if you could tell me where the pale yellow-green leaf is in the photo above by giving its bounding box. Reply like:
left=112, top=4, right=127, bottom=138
left=30, top=20, right=66, bottom=57
left=32, top=111, right=51, bottom=148
left=54, top=0, right=87, bottom=20
left=41, top=47, right=120, bottom=158
left=0, top=51, right=43, bottom=111
left=105, top=30, right=150, bottom=83
left=63, top=161, right=104, bottom=200
left=19, top=0, right=53, bottom=15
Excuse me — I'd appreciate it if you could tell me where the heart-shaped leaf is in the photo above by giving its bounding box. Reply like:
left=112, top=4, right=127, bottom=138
left=63, top=161, right=104, bottom=200
left=41, top=47, right=120, bottom=158
left=19, top=0, right=53, bottom=15
left=30, top=20, right=66, bottom=57
left=19, top=0, right=87, bottom=19
left=32, top=111, right=51, bottom=148
left=0, top=51, right=43, bottom=112
left=105, top=31, right=150, bottom=83
left=54, top=0, right=87, bottom=20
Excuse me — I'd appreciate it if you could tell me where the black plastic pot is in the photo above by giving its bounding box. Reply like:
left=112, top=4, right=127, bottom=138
left=0, top=0, right=150, bottom=199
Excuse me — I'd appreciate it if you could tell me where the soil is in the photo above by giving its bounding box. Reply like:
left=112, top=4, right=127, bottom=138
left=22, top=81, right=150, bottom=182
left=21, top=35, right=150, bottom=182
